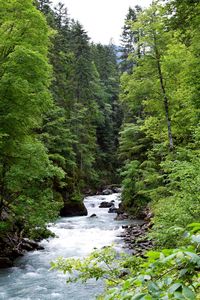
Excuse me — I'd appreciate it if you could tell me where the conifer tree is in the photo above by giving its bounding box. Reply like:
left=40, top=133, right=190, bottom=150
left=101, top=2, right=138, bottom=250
left=120, top=6, right=142, bottom=73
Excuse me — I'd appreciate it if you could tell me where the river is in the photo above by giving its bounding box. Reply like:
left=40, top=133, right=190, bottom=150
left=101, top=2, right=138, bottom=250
left=0, top=193, right=129, bottom=300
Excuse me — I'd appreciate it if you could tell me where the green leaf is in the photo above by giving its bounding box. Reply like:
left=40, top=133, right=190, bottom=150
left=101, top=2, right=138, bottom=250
left=184, top=251, right=200, bottom=263
left=182, top=286, right=196, bottom=300
left=169, top=283, right=182, bottom=294
left=174, top=292, right=186, bottom=300
left=191, top=235, right=200, bottom=244
left=148, top=281, right=159, bottom=293
left=132, top=293, right=148, bottom=300
left=123, top=280, right=131, bottom=289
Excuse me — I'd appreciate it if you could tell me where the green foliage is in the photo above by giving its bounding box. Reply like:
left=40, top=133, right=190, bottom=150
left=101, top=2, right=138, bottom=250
left=0, top=0, right=122, bottom=243
left=119, top=0, right=200, bottom=247
left=91, top=43, right=122, bottom=184
left=51, top=246, right=121, bottom=284
left=51, top=226, right=200, bottom=299
left=151, top=150, right=200, bottom=247
left=43, top=6, right=121, bottom=196
left=120, top=5, right=142, bottom=73
left=0, top=0, right=63, bottom=238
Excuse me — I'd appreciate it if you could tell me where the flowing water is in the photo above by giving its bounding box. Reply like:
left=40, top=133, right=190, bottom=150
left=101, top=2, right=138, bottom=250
left=0, top=193, right=129, bottom=300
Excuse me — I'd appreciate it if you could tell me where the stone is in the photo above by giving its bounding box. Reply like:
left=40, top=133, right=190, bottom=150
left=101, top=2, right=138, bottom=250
left=122, top=225, right=128, bottom=229
left=89, top=214, right=97, bottom=218
left=99, top=201, right=114, bottom=208
left=108, top=207, right=118, bottom=213
left=112, top=187, right=122, bottom=193
left=122, top=217, right=154, bottom=255
left=0, top=257, right=13, bottom=268
left=60, top=201, right=88, bottom=217
left=22, top=239, right=44, bottom=251
left=115, top=213, right=129, bottom=221
left=117, top=202, right=125, bottom=214
left=102, top=189, right=113, bottom=195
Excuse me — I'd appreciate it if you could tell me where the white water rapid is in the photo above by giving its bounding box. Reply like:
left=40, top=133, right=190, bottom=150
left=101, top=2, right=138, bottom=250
left=0, top=193, right=129, bottom=300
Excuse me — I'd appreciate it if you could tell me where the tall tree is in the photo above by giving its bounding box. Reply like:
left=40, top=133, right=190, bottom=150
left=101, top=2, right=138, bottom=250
left=91, top=43, right=122, bottom=184
left=0, top=0, right=63, bottom=235
left=120, top=6, right=142, bottom=73
left=119, top=0, right=200, bottom=244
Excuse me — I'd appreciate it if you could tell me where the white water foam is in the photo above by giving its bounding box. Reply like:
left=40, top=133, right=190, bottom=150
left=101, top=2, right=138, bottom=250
left=0, top=193, right=129, bottom=300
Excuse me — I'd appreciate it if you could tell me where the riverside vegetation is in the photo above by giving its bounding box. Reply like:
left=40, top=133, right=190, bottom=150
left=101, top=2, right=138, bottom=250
left=0, top=0, right=200, bottom=298
left=0, top=0, right=121, bottom=263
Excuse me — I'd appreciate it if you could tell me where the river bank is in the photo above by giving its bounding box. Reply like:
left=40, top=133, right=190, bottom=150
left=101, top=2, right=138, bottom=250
left=0, top=190, right=153, bottom=270
left=0, top=187, right=121, bottom=269
left=120, top=217, right=154, bottom=256
left=0, top=193, right=129, bottom=299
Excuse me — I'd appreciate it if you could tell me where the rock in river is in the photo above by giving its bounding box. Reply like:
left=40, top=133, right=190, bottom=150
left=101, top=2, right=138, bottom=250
left=108, top=207, right=118, bottom=213
left=60, top=201, right=88, bottom=217
left=89, top=214, right=97, bottom=218
left=0, top=257, right=13, bottom=268
left=99, top=201, right=114, bottom=208
left=101, top=189, right=113, bottom=195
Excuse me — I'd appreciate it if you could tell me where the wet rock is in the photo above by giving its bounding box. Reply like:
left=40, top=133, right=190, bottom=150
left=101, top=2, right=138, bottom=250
left=102, top=189, right=113, bottom=195
left=117, top=202, right=125, bottom=214
left=115, top=213, right=129, bottom=220
left=117, top=233, right=126, bottom=238
left=144, top=211, right=154, bottom=221
left=112, top=187, right=122, bottom=193
left=99, top=201, right=114, bottom=208
left=84, top=189, right=94, bottom=196
left=89, top=214, right=97, bottom=218
left=60, top=201, right=88, bottom=217
left=11, top=249, right=23, bottom=259
left=122, top=216, right=154, bottom=256
left=0, top=257, right=13, bottom=268
left=108, top=207, right=118, bottom=213
left=22, top=239, right=44, bottom=251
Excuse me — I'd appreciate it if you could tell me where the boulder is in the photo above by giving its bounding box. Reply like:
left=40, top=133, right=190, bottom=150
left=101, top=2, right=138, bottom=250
left=0, top=257, right=13, bottom=268
left=102, top=189, right=113, bottom=195
left=89, top=214, right=97, bottom=218
left=60, top=201, right=88, bottom=217
left=115, top=213, right=129, bottom=221
left=99, top=201, right=114, bottom=208
left=112, top=187, right=122, bottom=193
left=108, top=207, right=118, bottom=213
left=22, top=239, right=44, bottom=251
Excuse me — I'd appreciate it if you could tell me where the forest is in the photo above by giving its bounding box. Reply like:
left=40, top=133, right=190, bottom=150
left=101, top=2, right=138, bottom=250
left=0, top=0, right=200, bottom=299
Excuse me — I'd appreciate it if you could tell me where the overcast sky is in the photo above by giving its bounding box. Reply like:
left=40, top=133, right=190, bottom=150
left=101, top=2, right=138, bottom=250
left=52, top=0, right=152, bottom=45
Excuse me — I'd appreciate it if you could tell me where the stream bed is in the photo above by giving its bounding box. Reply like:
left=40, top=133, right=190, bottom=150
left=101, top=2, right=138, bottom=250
left=0, top=193, right=129, bottom=300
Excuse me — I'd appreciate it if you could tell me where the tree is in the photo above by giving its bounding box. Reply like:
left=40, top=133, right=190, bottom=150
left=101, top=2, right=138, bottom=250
left=119, top=0, right=200, bottom=245
left=0, top=0, right=63, bottom=235
left=120, top=6, right=142, bottom=73
left=91, top=43, right=122, bottom=184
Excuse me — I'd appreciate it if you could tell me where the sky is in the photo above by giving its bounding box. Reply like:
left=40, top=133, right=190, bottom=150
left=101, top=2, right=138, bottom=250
left=52, top=0, right=152, bottom=45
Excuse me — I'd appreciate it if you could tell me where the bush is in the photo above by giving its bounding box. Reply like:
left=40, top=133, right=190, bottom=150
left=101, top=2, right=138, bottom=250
left=51, top=224, right=200, bottom=300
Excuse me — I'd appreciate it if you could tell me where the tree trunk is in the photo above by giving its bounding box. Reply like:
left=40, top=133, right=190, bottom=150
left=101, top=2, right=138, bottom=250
left=153, top=33, right=174, bottom=151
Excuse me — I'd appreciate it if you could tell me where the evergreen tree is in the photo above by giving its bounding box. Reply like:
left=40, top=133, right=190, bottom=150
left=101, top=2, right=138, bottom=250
left=120, top=6, right=142, bottom=73
left=91, top=43, right=122, bottom=184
